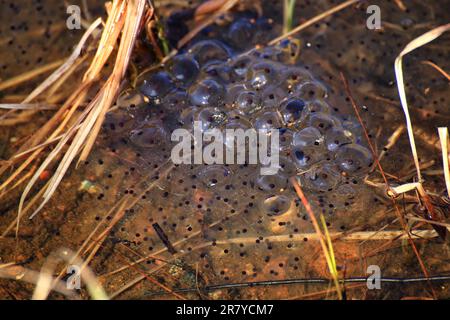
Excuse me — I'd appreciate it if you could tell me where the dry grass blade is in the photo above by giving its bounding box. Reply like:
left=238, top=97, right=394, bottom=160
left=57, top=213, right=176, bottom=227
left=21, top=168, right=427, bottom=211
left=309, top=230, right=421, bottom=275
left=0, top=103, right=57, bottom=110
left=210, top=230, right=440, bottom=244
left=19, top=101, right=97, bottom=221
left=394, top=0, right=407, bottom=11
left=0, top=264, right=77, bottom=299
left=0, top=17, right=104, bottom=194
left=438, top=127, right=450, bottom=198
left=0, top=59, right=65, bottom=92
left=22, top=18, right=102, bottom=104
left=269, top=0, right=360, bottom=45
left=421, top=60, right=450, bottom=81
left=79, top=0, right=147, bottom=162
left=176, top=0, right=239, bottom=50
left=0, top=110, right=38, bottom=126
left=283, top=0, right=297, bottom=33
left=340, top=72, right=435, bottom=297
left=378, top=125, right=405, bottom=161
left=394, top=23, right=450, bottom=182
left=83, top=0, right=127, bottom=81
left=290, top=177, right=342, bottom=300
left=17, top=0, right=146, bottom=221
left=56, top=248, right=109, bottom=300
left=32, top=256, right=58, bottom=300
left=0, top=262, right=16, bottom=269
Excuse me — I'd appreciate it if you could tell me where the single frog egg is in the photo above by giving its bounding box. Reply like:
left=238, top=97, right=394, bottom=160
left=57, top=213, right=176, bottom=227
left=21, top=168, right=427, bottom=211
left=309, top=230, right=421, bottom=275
left=308, top=112, right=342, bottom=134
left=292, top=127, right=323, bottom=147
left=197, top=165, right=232, bottom=188
left=280, top=98, right=306, bottom=125
left=230, top=56, right=253, bottom=81
left=255, top=174, right=289, bottom=192
left=188, top=40, right=230, bottom=66
left=246, top=61, right=279, bottom=90
left=306, top=99, right=331, bottom=114
left=325, top=128, right=354, bottom=152
left=261, top=86, right=287, bottom=109
left=300, top=164, right=342, bottom=192
left=291, top=145, right=325, bottom=169
left=235, top=90, right=261, bottom=115
left=139, top=71, right=174, bottom=102
left=162, top=89, right=190, bottom=111
left=295, top=80, right=327, bottom=99
left=129, top=122, right=169, bottom=148
left=227, top=18, right=255, bottom=49
left=254, top=111, right=282, bottom=130
left=261, top=195, right=292, bottom=217
left=169, top=54, right=200, bottom=85
left=281, top=66, right=312, bottom=91
left=278, top=128, right=294, bottom=153
left=189, top=78, right=224, bottom=106
left=335, top=144, right=373, bottom=175
left=196, top=107, right=227, bottom=131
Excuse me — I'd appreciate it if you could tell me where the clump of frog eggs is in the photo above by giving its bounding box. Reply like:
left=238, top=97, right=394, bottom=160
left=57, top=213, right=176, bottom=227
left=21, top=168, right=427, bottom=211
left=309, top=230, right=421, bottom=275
left=108, top=17, right=373, bottom=220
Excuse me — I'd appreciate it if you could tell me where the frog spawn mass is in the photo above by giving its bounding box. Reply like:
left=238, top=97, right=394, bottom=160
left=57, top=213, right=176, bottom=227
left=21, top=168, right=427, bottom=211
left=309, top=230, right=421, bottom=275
left=97, top=17, right=374, bottom=286
left=135, top=38, right=373, bottom=193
